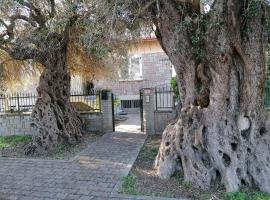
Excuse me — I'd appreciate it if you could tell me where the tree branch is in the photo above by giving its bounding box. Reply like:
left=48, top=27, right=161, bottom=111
left=23, top=2, right=46, bottom=28
left=10, top=14, right=37, bottom=27
left=48, top=0, right=56, bottom=18
left=175, top=0, right=200, bottom=13
left=0, top=19, right=8, bottom=29
left=8, top=46, right=42, bottom=61
left=0, top=13, right=38, bottom=47
left=134, top=0, right=156, bottom=19
left=61, top=14, right=78, bottom=47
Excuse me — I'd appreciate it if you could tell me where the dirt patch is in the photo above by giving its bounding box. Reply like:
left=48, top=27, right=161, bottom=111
left=127, top=135, right=225, bottom=200
left=0, top=132, right=104, bottom=160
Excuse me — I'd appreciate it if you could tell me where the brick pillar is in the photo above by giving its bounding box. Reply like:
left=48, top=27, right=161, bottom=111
left=101, top=91, right=114, bottom=132
left=142, top=88, right=155, bottom=135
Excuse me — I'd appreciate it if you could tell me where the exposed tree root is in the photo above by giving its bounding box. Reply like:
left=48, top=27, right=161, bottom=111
left=155, top=107, right=270, bottom=194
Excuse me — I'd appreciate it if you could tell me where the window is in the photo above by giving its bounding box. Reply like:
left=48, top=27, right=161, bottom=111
left=83, top=81, right=94, bottom=94
left=121, top=100, right=141, bottom=109
left=119, top=55, right=143, bottom=81
left=128, top=56, right=142, bottom=80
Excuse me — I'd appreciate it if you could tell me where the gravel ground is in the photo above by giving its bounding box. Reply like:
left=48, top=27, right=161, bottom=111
left=0, top=132, right=104, bottom=160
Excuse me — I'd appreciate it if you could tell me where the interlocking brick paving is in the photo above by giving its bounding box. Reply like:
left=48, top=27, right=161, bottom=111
left=0, top=132, right=183, bottom=200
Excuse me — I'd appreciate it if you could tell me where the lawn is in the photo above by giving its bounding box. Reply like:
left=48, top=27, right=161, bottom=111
left=121, top=135, right=270, bottom=200
left=0, top=132, right=104, bottom=160
left=0, top=135, right=32, bottom=148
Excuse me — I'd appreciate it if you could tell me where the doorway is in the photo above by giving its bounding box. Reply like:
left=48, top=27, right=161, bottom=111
left=112, top=94, right=142, bottom=133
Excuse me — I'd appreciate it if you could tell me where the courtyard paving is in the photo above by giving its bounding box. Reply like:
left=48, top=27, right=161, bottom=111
left=0, top=130, right=181, bottom=200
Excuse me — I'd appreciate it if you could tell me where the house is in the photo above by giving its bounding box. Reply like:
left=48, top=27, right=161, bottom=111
left=93, top=37, right=175, bottom=112
left=4, top=36, right=174, bottom=113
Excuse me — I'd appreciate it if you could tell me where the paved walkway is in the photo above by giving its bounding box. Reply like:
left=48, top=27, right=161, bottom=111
left=0, top=132, right=181, bottom=200
left=115, top=114, right=141, bottom=133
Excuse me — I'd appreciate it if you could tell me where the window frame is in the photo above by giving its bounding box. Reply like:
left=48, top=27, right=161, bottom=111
left=128, top=54, right=143, bottom=81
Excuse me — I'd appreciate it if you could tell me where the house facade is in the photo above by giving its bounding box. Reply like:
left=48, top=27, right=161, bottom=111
left=5, top=37, right=173, bottom=113
left=93, top=38, right=174, bottom=112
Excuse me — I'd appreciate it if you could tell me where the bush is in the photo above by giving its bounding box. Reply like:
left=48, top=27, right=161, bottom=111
left=171, top=76, right=180, bottom=100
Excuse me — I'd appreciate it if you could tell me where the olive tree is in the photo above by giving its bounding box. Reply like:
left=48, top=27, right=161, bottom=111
left=0, top=0, right=130, bottom=154
left=96, top=0, right=270, bottom=194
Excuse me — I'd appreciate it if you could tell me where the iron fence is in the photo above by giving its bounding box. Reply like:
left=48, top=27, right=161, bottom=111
left=0, top=89, right=101, bottom=114
left=155, top=85, right=270, bottom=110
left=155, top=85, right=175, bottom=111
left=265, top=85, right=270, bottom=109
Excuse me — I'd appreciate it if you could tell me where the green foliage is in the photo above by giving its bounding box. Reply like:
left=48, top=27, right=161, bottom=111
left=139, top=145, right=159, bottom=160
left=55, top=144, right=68, bottom=159
left=0, top=135, right=31, bottom=148
left=171, top=171, right=184, bottom=181
left=121, top=175, right=140, bottom=195
left=114, top=98, right=121, bottom=108
left=242, top=0, right=262, bottom=18
left=171, top=76, right=180, bottom=98
left=264, top=46, right=270, bottom=109
left=190, top=27, right=206, bottom=61
left=81, top=23, right=112, bottom=59
left=175, top=15, right=206, bottom=61
left=241, top=0, right=268, bottom=36
left=183, top=181, right=192, bottom=189
left=176, top=18, right=190, bottom=32
left=226, top=191, right=270, bottom=200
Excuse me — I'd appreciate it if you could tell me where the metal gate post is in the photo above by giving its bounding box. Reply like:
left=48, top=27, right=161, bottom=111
left=140, top=89, right=144, bottom=132
left=111, top=93, right=115, bottom=132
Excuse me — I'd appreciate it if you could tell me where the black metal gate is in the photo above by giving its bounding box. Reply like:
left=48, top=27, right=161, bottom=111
left=111, top=93, right=115, bottom=132
left=139, top=89, right=144, bottom=132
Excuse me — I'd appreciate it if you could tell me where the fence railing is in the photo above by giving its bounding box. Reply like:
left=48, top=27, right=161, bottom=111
left=155, top=86, right=175, bottom=111
left=155, top=85, right=270, bottom=111
left=0, top=89, right=101, bottom=114
left=265, top=85, right=270, bottom=110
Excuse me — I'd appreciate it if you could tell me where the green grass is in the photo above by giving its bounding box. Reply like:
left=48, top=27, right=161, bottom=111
left=0, top=135, right=32, bottom=148
left=139, top=145, right=159, bottom=160
left=55, top=143, right=73, bottom=159
left=121, top=175, right=140, bottom=195
left=171, top=171, right=184, bottom=181
left=226, top=191, right=270, bottom=200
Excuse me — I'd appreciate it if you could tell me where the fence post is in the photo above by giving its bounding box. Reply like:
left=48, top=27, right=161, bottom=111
left=101, top=90, right=114, bottom=132
left=17, top=93, right=20, bottom=114
left=142, top=88, right=155, bottom=135
left=111, top=93, right=115, bottom=132
left=99, top=90, right=102, bottom=112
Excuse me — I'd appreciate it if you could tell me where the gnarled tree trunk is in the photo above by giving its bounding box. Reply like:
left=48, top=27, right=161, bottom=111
left=154, top=0, right=270, bottom=194
left=26, top=36, right=83, bottom=154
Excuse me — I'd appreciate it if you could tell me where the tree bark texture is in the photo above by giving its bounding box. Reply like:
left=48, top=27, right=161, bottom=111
left=26, top=36, right=83, bottom=154
left=154, top=0, right=270, bottom=193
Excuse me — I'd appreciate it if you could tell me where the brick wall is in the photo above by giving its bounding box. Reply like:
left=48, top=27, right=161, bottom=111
left=94, top=52, right=172, bottom=100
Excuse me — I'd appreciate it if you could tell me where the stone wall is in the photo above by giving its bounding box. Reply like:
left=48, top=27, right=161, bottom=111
left=0, top=92, right=114, bottom=136
left=80, top=113, right=103, bottom=132
left=101, top=92, right=114, bottom=132
left=154, top=111, right=175, bottom=134
left=0, top=113, right=105, bottom=137
left=142, top=88, right=175, bottom=135
left=0, top=114, right=34, bottom=136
